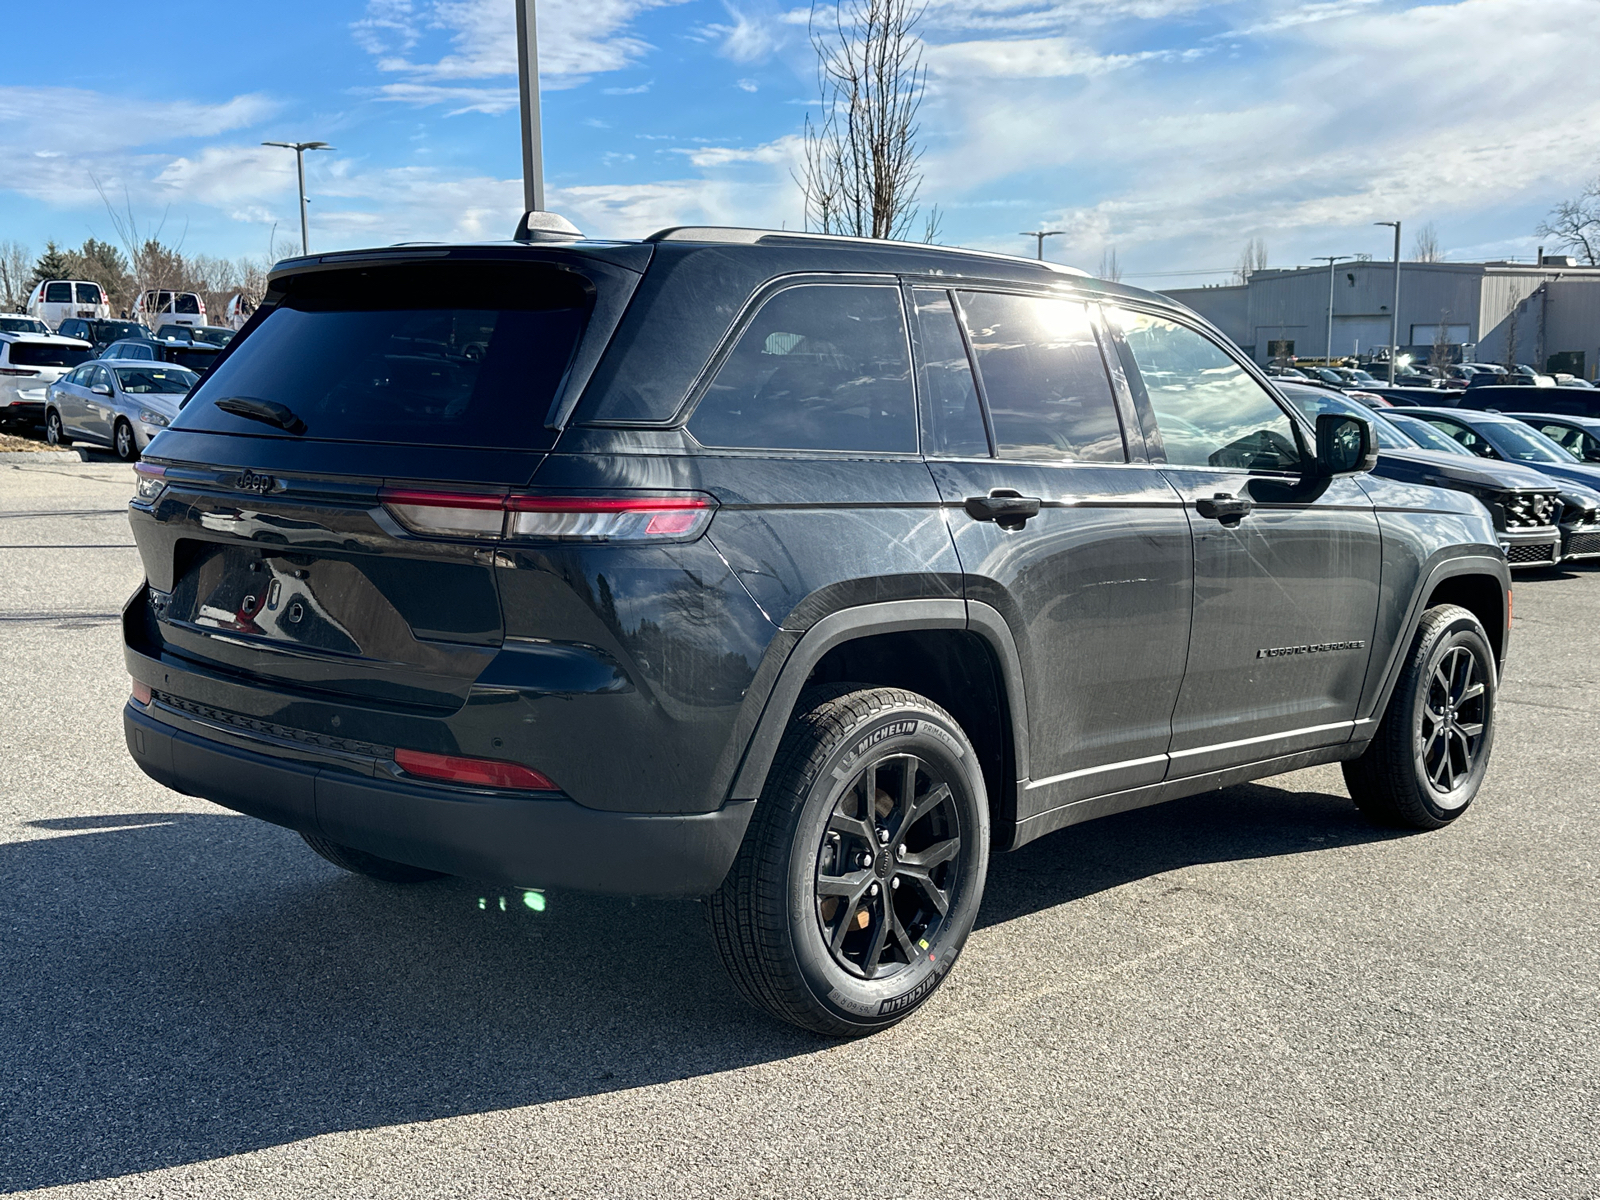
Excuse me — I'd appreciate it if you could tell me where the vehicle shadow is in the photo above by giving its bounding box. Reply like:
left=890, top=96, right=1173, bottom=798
left=2, top=782, right=1397, bottom=1191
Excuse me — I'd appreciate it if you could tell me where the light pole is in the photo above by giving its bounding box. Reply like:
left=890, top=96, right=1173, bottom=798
left=1313, top=255, right=1359, bottom=364
left=1375, top=220, right=1402, bottom=384
left=1021, top=230, right=1063, bottom=260
left=262, top=140, right=333, bottom=255
left=517, top=0, right=545, bottom=213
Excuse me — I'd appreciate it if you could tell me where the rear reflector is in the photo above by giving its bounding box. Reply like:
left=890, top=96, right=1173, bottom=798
left=394, top=747, right=558, bottom=792
left=378, top=488, right=714, bottom=544
left=130, top=680, right=151, bottom=705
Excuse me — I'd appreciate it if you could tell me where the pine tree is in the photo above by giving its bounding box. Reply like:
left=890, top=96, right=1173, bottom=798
left=69, top=238, right=132, bottom=309
left=29, top=241, right=72, bottom=288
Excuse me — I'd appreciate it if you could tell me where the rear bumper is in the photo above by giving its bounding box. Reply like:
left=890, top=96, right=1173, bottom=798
left=124, top=702, right=753, bottom=895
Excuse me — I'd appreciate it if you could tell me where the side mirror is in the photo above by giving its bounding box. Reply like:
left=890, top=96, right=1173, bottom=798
left=90, top=384, right=112, bottom=396
left=1311, top=412, right=1377, bottom=476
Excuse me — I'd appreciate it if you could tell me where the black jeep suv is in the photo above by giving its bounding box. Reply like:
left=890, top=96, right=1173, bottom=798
left=123, top=225, right=1510, bottom=1035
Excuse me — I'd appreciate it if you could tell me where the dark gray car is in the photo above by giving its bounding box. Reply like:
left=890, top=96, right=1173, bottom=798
left=121, top=225, right=1512, bottom=1035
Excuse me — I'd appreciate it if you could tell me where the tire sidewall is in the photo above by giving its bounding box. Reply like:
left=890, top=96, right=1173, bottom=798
left=783, top=701, right=989, bottom=1030
left=1406, top=615, right=1496, bottom=820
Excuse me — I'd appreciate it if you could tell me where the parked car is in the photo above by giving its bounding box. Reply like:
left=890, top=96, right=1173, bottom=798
left=0, top=331, right=93, bottom=429
left=149, top=325, right=224, bottom=371
left=186, top=325, right=236, bottom=348
left=44, top=359, right=198, bottom=460
left=57, top=318, right=149, bottom=357
left=1552, top=374, right=1595, bottom=389
left=1404, top=407, right=1600, bottom=496
left=1456, top=385, right=1600, bottom=419
left=1280, top=384, right=1563, bottom=569
left=122, top=227, right=1512, bottom=1035
left=99, top=339, right=159, bottom=362
left=1332, top=367, right=1381, bottom=386
left=134, top=289, right=206, bottom=332
left=0, top=316, right=51, bottom=336
left=1350, top=385, right=1458, bottom=407
left=26, top=280, right=111, bottom=329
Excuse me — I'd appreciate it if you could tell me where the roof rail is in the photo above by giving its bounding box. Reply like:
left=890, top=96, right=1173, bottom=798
left=645, top=226, right=1089, bottom=277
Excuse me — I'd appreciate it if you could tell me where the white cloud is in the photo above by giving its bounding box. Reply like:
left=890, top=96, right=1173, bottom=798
left=355, top=0, right=690, bottom=107
left=737, top=78, right=760, bottom=92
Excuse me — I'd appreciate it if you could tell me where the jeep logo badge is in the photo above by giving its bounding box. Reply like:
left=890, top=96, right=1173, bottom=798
left=237, top=469, right=276, bottom=494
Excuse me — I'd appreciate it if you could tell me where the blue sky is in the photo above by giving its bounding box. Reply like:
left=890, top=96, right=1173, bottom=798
left=3, top=0, right=1597, bottom=283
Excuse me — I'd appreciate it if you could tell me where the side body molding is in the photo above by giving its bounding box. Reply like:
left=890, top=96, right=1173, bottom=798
left=726, top=598, right=1030, bottom=805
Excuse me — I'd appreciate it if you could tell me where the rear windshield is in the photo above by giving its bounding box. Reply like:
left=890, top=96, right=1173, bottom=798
left=174, top=294, right=201, bottom=313
left=189, top=326, right=234, bottom=346
left=95, top=321, right=144, bottom=342
left=8, top=343, right=91, bottom=368
left=174, top=263, right=589, bottom=448
left=0, top=317, right=48, bottom=334
left=165, top=347, right=221, bottom=372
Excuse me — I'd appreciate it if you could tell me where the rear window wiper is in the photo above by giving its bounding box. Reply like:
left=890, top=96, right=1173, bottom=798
left=214, top=396, right=307, bottom=435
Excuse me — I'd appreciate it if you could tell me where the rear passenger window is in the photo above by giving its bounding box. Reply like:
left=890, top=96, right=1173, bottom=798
left=1107, top=307, right=1302, bottom=472
left=913, top=288, right=989, bottom=458
left=956, top=291, right=1124, bottom=462
left=688, top=284, right=915, bottom=453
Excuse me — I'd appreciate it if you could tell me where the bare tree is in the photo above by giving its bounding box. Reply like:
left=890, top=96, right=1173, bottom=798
left=1428, top=310, right=1454, bottom=374
left=0, top=241, right=29, bottom=311
left=1412, top=221, right=1443, bottom=262
left=799, top=0, right=931, bottom=241
left=1537, top=178, right=1600, bottom=266
left=1098, top=246, right=1122, bottom=283
left=91, top=176, right=181, bottom=319
left=1232, top=237, right=1268, bottom=284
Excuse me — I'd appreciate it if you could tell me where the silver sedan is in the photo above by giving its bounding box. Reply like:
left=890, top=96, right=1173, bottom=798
left=45, top=358, right=199, bottom=460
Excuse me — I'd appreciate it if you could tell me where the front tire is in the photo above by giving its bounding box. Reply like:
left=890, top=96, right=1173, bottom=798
left=45, top=408, right=70, bottom=446
left=300, top=832, right=445, bottom=883
left=708, top=686, right=990, bottom=1036
left=113, top=417, right=139, bottom=462
left=1343, top=604, right=1497, bottom=829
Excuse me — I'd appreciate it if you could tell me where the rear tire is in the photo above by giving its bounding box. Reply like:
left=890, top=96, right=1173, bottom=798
left=300, top=832, right=445, bottom=883
left=45, top=408, right=70, bottom=446
left=707, top=686, right=990, bottom=1036
left=1343, top=604, right=1497, bottom=829
left=113, top=418, right=139, bottom=462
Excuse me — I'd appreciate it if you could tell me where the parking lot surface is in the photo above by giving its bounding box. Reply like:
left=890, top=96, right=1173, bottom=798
left=2, top=453, right=1596, bottom=1199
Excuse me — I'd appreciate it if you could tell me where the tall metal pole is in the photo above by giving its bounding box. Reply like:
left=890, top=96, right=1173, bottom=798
left=295, top=148, right=309, bottom=255
left=517, top=0, right=545, bottom=212
left=1376, top=221, right=1401, bottom=383
left=263, top=141, right=332, bottom=255
left=1020, top=230, right=1063, bottom=260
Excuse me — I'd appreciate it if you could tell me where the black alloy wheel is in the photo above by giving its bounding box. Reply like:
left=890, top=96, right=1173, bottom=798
left=708, top=686, right=989, bottom=1036
left=113, top=418, right=138, bottom=462
left=814, top=752, right=963, bottom=981
left=1419, top=644, right=1486, bottom=800
left=1344, top=603, right=1497, bottom=829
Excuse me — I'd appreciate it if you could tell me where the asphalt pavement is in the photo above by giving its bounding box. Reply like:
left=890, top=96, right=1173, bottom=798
left=1, top=452, right=1595, bottom=1199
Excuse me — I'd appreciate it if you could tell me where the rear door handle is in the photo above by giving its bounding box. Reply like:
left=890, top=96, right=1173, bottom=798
left=1195, top=493, right=1254, bottom=524
left=964, top=491, right=1042, bottom=530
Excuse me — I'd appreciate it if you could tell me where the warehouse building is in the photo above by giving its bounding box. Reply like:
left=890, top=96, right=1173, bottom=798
left=1163, top=258, right=1600, bottom=378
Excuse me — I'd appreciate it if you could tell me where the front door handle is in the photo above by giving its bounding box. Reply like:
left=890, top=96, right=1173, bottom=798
left=1195, top=492, right=1254, bottom=524
left=965, top=491, right=1042, bottom=530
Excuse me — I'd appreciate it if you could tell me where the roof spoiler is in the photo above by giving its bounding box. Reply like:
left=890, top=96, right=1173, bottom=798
left=514, top=211, right=584, bottom=243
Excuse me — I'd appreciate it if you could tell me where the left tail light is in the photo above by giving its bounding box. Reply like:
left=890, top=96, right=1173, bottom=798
left=133, top=463, right=166, bottom=502
left=378, top=489, right=715, bottom=544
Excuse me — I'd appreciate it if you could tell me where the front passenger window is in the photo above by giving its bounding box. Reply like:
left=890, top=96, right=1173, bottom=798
left=1107, top=307, right=1302, bottom=472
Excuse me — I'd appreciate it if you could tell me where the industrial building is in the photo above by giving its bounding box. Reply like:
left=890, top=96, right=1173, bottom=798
left=1163, top=258, right=1600, bottom=378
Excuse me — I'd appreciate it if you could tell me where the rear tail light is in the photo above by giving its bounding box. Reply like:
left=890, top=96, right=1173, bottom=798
left=0, top=368, right=40, bottom=377
left=378, top=489, right=714, bottom=543
left=133, top=463, right=166, bottom=502
left=394, top=748, right=558, bottom=791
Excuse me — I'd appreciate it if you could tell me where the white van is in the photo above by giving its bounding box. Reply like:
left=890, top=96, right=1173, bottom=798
left=26, top=280, right=112, bottom=329
left=133, top=290, right=206, bottom=332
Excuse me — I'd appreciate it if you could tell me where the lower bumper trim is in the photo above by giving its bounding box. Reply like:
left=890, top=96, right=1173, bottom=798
left=125, top=704, right=753, bottom=895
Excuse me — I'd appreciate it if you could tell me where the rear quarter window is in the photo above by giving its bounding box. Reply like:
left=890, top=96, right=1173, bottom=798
left=687, top=283, right=916, bottom=453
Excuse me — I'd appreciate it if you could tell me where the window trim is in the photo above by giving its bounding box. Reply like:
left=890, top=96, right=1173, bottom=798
left=675, top=272, right=923, bottom=458
left=943, top=284, right=1133, bottom=466
left=1101, top=300, right=1313, bottom=475
left=905, top=284, right=994, bottom=460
